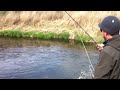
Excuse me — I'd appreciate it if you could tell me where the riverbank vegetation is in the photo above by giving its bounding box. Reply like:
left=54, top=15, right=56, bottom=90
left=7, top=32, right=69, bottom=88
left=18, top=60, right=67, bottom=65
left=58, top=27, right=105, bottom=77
left=0, top=11, right=119, bottom=43
left=0, top=30, right=70, bottom=41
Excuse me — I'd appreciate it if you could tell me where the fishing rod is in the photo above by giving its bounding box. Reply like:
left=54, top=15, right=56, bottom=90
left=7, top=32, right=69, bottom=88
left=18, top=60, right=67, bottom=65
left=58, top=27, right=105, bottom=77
left=64, top=11, right=98, bottom=45
left=65, top=11, right=95, bottom=78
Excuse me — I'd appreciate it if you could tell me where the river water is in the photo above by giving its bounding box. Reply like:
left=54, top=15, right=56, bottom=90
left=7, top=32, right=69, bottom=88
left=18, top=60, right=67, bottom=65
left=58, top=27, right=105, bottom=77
left=0, top=38, right=99, bottom=79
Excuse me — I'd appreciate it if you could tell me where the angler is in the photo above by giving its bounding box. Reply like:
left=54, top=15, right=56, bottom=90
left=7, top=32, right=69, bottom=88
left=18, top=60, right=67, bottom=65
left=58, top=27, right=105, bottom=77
left=94, top=16, right=120, bottom=79
left=65, top=11, right=120, bottom=79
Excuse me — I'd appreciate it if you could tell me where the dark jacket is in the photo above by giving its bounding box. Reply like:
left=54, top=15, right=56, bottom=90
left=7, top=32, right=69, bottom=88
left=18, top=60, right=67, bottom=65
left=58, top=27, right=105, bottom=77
left=93, top=35, right=120, bottom=79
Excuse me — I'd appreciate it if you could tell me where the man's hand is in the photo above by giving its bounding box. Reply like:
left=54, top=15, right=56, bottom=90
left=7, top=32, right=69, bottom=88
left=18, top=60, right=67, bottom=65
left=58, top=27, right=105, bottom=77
left=96, top=44, right=104, bottom=51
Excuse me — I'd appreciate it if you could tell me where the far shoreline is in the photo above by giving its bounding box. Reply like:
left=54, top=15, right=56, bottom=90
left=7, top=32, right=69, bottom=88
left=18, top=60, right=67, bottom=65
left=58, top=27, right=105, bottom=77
left=0, top=30, right=104, bottom=43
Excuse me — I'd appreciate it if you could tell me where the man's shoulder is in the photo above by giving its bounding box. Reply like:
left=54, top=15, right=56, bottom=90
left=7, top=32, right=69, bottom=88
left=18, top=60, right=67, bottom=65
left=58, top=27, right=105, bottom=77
left=103, top=45, right=114, bottom=51
left=102, top=45, right=119, bottom=56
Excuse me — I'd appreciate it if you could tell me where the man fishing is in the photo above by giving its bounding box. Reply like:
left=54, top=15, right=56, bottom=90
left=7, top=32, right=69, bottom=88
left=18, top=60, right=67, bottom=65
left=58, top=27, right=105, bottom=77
left=93, top=16, right=120, bottom=79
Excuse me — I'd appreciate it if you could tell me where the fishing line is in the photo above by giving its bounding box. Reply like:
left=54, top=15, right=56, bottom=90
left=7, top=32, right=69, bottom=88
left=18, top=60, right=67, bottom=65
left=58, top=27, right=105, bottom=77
left=65, top=11, right=97, bottom=45
left=64, top=11, right=95, bottom=78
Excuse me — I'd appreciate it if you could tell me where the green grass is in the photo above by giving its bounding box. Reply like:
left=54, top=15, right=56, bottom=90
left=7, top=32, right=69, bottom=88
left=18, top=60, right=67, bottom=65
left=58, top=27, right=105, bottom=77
left=57, top=33, right=70, bottom=40
left=0, top=30, right=23, bottom=38
left=75, top=34, right=104, bottom=43
left=98, top=38, right=104, bottom=43
left=0, top=30, right=70, bottom=41
left=75, top=35, right=91, bottom=42
left=0, top=30, right=104, bottom=43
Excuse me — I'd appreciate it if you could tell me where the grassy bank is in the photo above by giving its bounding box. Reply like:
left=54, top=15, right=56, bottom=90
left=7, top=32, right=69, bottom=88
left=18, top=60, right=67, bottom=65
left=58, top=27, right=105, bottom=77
left=0, top=11, right=119, bottom=42
left=0, top=30, right=104, bottom=43
left=0, top=30, right=70, bottom=41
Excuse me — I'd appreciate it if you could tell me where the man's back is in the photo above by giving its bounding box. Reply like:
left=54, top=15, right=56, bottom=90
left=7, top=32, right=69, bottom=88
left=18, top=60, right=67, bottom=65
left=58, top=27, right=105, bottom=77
left=94, top=35, right=120, bottom=79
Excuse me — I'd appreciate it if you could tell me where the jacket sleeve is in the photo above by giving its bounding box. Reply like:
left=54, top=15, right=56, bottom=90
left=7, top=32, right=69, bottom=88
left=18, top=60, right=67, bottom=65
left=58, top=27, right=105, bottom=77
left=93, top=50, right=113, bottom=79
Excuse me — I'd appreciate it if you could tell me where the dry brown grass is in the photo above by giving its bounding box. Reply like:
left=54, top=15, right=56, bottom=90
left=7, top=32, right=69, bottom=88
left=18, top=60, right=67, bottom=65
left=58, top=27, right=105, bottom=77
left=0, top=11, right=120, bottom=41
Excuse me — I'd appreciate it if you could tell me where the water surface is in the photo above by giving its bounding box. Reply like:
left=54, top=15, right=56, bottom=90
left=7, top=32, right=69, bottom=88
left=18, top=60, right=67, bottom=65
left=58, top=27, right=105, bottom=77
left=0, top=38, right=99, bottom=79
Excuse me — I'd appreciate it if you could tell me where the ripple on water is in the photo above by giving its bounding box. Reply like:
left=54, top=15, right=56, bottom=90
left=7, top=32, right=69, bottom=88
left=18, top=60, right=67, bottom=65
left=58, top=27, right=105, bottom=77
left=0, top=38, right=99, bottom=79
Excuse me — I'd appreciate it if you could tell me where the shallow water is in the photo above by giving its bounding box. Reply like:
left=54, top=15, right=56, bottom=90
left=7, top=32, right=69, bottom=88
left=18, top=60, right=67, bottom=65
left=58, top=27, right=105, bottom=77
left=0, top=38, right=99, bottom=79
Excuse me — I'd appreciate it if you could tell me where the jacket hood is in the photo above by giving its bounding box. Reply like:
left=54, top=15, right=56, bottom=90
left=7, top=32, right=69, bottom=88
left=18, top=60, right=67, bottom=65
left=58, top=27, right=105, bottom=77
left=104, top=35, right=120, bottom=51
